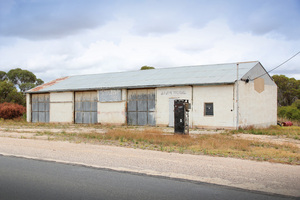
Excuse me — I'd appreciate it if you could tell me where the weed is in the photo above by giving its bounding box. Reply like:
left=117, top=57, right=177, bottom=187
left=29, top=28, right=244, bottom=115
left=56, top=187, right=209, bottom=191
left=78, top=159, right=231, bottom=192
left=179, top=147, right=184, bottom=154
left=160, top=144, right=164, bottom=151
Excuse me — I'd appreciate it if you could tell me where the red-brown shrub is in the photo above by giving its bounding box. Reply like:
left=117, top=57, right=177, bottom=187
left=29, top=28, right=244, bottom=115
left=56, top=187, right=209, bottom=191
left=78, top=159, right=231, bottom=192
left=0, top=102, right=26, bottom=119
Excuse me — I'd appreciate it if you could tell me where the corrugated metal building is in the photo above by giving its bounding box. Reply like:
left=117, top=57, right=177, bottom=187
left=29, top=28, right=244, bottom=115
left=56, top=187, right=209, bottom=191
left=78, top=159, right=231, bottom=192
left=26, top=61, right=277, bottom=129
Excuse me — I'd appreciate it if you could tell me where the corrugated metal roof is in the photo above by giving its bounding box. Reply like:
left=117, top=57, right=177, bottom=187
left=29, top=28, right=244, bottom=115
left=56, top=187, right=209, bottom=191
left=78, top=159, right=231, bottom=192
left=27, top=61, right=260, bottom=93
left=29, top=76, right=69, bottom=92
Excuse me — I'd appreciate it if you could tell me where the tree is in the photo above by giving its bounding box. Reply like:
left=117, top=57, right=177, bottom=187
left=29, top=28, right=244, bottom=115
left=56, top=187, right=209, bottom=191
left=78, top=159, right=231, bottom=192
left=140, top=66, right=155, bottom=70
left=0, top=68, right=44, bottom=106
left=0, top=71, right=7, bottom=81
left=7, top=68, right=36, bottom=85
left=19, top=83, right=37, bottom=93
left=272, top=75, right=300, bottom=106
left=0, top=81, right=15, bottom=101
left=36, top=78, right=44, bottom=86
left=0, top=81, right=25, bottom=106
left=7, top=68, right=44, bottom=92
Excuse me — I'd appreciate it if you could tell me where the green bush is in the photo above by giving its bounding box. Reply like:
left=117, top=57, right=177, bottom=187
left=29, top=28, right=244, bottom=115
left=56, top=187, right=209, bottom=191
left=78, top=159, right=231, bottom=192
left=278, top=107, right=287, bottom=118
left=278, top=101, right=300, bottom=121
left=292, top=99, right=300, bottom=109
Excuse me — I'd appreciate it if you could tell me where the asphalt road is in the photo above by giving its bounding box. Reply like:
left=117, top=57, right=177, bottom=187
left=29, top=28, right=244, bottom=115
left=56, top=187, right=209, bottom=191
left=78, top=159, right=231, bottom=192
left=0, top=155, right=295, bottom=200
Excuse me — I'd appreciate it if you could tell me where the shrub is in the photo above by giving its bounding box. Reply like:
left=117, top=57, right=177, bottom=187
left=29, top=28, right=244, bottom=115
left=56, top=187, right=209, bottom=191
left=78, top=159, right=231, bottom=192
left=278, top=107, right=287, bottom=118
left=278, top=103, right=300, bottom=121
left=292, top=99, right=300, bottom=110
left=0, top=102, right=26, bottom=119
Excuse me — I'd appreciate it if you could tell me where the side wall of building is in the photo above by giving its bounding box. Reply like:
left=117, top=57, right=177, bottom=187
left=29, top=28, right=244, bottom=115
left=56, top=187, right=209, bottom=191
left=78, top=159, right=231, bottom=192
left=238, top=63, right=277, bottom=128
left=49, top=92, right=74, bottom=123
left=238, top=81, right=277, bottom=128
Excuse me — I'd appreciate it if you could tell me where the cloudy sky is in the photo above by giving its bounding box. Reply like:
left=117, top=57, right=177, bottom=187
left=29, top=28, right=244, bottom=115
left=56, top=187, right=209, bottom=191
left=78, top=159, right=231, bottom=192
left=0, top=0, right=299, bottom=82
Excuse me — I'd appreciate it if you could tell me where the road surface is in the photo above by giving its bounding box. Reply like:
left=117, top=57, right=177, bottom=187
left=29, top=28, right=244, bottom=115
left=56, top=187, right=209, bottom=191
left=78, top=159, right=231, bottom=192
left=0, top=155, right=294, bottom=200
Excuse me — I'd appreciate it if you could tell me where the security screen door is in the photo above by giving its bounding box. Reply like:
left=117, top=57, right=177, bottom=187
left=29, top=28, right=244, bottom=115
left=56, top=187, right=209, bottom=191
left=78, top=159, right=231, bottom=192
left=32, top=94, right=50, bottom=123
left=127, top=89, right=155, bottom=126
left=75, top=91, right=97, bottom=124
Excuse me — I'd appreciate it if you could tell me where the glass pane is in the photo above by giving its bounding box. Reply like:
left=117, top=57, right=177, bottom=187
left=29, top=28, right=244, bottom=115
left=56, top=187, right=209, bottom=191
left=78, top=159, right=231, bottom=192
left=205, top=103, right=213, bottom=116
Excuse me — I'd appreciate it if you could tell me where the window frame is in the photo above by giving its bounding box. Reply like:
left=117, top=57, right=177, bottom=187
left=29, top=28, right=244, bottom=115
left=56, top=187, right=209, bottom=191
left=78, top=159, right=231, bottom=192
left=204, top=102, right=214, bottom=116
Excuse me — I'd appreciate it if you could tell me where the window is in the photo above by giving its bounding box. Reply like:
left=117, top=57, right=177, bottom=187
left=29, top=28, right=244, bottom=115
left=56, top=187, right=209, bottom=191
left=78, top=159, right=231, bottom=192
left=99, top=89, right=122, bottom=102
left=204, top=103, right=213, bottom=116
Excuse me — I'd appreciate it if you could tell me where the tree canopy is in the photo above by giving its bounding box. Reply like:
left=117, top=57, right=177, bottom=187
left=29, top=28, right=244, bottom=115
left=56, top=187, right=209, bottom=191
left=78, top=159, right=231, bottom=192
left=0, top=81, right=25, bottom=105
left=0, top=68, right=44, bottom=106
left=140, top=66, right=155, bottom=70
left=6, top=68, right=44, bottom=92
left=0, top=71, right=7, bottom=81
left=272, top=75, right=300, bottom=106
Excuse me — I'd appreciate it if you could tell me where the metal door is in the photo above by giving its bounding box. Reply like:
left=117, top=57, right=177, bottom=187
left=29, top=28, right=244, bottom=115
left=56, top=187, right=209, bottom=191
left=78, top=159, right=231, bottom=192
left=32, top=94, right=50, bottom=123
left=75, top=91, right=97, bottom=124
left=174, top=100, right=185, bottom=133
left=127, top=89, right=155, bottom=126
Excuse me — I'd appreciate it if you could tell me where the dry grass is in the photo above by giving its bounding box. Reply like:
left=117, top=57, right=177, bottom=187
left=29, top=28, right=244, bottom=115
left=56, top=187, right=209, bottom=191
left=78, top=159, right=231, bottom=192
left=232, top=125, right=300, bottom=140
left=1, top=119, right=299, bottom=165
left=0, top=118, right=104, bottom=129
left=73, top=128, right=300, bottom=165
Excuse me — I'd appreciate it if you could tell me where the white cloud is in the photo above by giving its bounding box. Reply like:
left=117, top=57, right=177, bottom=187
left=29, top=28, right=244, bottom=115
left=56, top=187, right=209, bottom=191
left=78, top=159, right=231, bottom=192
left=0, top=2, right=299, bottom=82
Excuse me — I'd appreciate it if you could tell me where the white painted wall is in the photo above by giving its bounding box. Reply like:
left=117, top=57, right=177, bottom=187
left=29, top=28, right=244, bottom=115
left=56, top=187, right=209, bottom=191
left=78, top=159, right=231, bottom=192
left=97, top=89, right=127, bottom=125
left=192, top=85, right=235, bottom=129
left=51, top=92, right=73, bottom=102
left=26, top=93, right=31, bottom=122
left=156, top=86, right=192, bottom=126
left=98, top=102, right=126, bottom=125
left=49, top=92, right=74, bottom=123
left=238, top=81, right=277, bottom=128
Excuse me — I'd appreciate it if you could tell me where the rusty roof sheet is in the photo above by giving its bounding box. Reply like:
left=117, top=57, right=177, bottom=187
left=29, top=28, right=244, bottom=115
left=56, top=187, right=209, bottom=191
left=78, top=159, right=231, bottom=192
left=27, top=61, right=261, bottom=93
left=27, top=76, right=69, bottom=92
